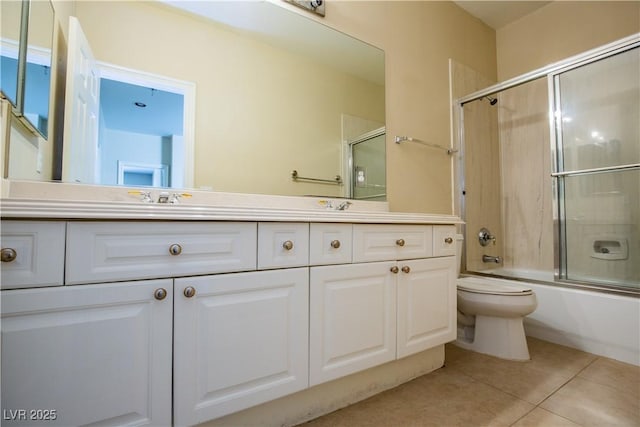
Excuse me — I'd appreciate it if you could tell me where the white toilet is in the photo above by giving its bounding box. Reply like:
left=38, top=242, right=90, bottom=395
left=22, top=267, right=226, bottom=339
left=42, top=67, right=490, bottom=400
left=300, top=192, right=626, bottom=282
left=454, top=235, right=538, bottom=361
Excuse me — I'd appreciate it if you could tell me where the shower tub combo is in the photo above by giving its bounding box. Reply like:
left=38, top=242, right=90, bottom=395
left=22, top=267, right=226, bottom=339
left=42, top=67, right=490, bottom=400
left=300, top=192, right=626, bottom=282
left=455, top=34, right=640, bottom=365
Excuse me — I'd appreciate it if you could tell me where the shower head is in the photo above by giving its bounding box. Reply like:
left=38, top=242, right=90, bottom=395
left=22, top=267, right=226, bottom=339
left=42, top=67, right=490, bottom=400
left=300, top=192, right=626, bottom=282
left=483, top=96, right=498, bottom=105
left=484, top=96, right=498, bottom=105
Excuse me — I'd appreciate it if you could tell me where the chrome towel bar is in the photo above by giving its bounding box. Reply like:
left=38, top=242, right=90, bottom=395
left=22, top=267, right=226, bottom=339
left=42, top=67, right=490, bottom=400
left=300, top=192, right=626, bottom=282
left=291, top=170, right=343, bottom=185
left=395, top=135, right=458, bottom=155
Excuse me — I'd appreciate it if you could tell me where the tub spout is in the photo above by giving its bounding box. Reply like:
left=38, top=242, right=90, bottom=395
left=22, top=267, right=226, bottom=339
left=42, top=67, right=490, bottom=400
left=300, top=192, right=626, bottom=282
left=482, top=255, right=502, bottom=264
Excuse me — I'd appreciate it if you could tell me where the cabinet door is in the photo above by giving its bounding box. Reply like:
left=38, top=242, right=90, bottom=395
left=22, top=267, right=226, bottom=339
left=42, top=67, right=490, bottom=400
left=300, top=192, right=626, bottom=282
left=174, top=268, right=309, bottom=425
left=257, top=222, right=309, bottom=269
left=310, top=262, right=396, bottom=386
left=309, top=223, right=353, bottom=265
left=66, top=221, right=257, bottom=284
left=353, top=224, right=433, bottom=263
left=396, top=257, right=457, bottom=358
left=1, top=279, right=173, bottom=426
left=433, top=225, right=457, bottom=257
left=1, top=221, right=66, bottom=289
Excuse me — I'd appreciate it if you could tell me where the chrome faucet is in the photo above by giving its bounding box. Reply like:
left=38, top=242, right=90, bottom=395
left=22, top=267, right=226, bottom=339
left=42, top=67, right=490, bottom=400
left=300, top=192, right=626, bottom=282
left=336, top=201, right=352, bottom=211
left=482, top=255, right=502, bottom=264
left=157, top=192, right=170, bottom=203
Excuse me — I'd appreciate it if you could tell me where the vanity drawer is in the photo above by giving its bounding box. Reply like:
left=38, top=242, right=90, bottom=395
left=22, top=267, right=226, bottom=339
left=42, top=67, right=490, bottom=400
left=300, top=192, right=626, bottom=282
left=258, top=223, right=309, bottom=269
left=1, top=221, right=66, bottom=289
left=310, top=223, right=352, bottom=266
left=433, top=225, right=457, bottom=257
left=66, top=222, right=257, bottom=284
left=353, top=224, right=433, bottom=262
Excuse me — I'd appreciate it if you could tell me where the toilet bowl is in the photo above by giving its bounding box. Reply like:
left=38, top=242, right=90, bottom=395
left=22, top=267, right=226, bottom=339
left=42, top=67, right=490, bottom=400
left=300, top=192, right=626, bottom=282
left=455, top=276, right=537, bottom=360
left=454, top=234, right=537, bottom=360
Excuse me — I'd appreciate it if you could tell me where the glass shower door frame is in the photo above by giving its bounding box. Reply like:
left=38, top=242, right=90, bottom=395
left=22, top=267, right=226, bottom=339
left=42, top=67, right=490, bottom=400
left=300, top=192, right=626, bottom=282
left=549, top=42, right=640, bottom=289
left=345, top=127, right=386, bottom=200
left=455, top=33, right=639, bottom=294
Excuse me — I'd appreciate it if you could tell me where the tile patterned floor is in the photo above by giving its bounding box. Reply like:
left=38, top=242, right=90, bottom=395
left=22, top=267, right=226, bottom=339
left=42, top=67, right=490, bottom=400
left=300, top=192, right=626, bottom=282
left=300, top=338, right=640, bottom=426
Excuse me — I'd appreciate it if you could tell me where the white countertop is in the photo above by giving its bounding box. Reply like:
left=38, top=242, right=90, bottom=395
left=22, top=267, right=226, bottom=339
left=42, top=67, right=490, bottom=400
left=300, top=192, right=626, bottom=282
left=0, top=198, right=461, bottom=224
left=0, top=180, right=462, bottom=224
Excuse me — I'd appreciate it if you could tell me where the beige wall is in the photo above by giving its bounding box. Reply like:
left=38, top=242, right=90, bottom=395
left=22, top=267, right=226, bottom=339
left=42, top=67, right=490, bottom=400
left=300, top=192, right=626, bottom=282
left=322, top=1, right=497, bottom=213
left=497, top=1, right=640, bottom=80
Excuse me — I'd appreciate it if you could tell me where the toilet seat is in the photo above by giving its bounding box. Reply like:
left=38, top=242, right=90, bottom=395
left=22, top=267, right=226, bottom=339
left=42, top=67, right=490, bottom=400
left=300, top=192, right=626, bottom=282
left=457, top=277, right=533, bottom=296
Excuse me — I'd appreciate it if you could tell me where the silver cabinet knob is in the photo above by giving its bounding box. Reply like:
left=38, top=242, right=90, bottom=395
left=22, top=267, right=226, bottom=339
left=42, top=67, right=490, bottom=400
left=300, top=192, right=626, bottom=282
left=444, top=237, right=454, bottom=244
left=390, top=266, right=399, bottom=274
left=1, top=248, right=17, bottom=263
left=401, top=265, right=411, bottom=274
left=183, top=286, right=196, bottom=298
left=283, top=240, right=294, bottom=251
left=154, top=288, right=168, bottom=300
left=396, top=239, right=405, bottom=247
left=330, top=240, right=341, bottom=249
left=169, top=244, right=182, bottom=256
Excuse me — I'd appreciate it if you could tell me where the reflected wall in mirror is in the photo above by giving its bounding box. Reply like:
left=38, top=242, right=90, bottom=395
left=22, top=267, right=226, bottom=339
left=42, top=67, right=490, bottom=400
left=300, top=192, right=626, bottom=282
left=23, top=0, right=54, bottom=138
left=0, top=0, right=54, bottom=138
left=0, top=0, right=23, bottom=107
left=9, top=0, right=385, bottom=199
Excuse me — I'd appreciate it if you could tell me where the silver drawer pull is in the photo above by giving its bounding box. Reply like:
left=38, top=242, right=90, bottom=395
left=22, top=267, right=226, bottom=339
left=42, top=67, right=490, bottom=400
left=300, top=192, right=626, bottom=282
left=169, top=244, right=182, bottom=256
left=390, top=266, right=399, bottom=274
left=154, top=288, right=168, bottom=301
left=183, top=286, right=196, bottom=298
left=401, top=265, right=411, bottom=273
left=396, top=239, right=405, bottom=247
left=330, top=240, right=341, bottom=249
left=283, top=240, right=294, bottom=251
left=1, top=248, right=17, bottom=263
left=444, top=237, right=454, bottom=244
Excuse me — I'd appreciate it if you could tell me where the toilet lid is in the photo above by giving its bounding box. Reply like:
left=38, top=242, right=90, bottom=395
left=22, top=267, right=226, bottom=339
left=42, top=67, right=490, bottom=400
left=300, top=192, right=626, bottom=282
left=457, top=278, right=533, bottom=295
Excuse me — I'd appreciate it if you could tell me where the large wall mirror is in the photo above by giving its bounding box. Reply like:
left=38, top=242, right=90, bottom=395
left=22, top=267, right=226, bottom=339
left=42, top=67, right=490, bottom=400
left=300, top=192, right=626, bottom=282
left=0, top=0, right=54, bottom=138
left=7, top=0, right=386, bottom=200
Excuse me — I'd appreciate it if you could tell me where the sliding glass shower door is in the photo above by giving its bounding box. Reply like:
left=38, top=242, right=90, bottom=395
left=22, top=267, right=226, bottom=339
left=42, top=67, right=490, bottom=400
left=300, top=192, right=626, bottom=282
left=348, top=128, right=386, bottom=201
left=552, top=46, right=640, bottom=288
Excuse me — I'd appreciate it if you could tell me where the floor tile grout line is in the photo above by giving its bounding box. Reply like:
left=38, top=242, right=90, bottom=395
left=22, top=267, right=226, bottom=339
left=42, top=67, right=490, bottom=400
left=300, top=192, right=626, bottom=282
left=526, top=364, right=601, bottom=427
left=507, top=405, right=538, bottom=427
left=442, top=363, right=541, bottom=427
left=445, top=345, right=605, bottom=427
left=531, top=355, right=601, bottom=425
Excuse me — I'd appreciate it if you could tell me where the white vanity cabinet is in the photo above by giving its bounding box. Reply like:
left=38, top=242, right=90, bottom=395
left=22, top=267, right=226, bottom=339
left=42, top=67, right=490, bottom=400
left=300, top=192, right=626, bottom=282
left=0, top=217, right=458, bottom=426
left=309, top=225, right=457, bottom=386
left=173, top=268, right=309, bottom=425
left=0, top=279, right=173, bottom=426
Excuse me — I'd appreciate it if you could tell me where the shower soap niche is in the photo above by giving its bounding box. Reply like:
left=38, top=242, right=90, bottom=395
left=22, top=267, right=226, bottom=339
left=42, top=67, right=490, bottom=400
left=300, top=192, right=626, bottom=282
left=591, top=238, right=628, bottom=260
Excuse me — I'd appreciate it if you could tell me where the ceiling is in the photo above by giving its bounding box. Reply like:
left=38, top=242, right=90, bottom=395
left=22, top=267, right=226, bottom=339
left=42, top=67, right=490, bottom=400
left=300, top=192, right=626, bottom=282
left=454, top=1, right=551, bottom=29
left=100, top=79, right=184, bottom=136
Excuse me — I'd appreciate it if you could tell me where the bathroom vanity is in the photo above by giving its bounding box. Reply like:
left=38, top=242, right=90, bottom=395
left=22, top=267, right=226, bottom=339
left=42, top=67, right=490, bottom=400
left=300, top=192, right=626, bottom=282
left=0, top=186, right=460, bottom=426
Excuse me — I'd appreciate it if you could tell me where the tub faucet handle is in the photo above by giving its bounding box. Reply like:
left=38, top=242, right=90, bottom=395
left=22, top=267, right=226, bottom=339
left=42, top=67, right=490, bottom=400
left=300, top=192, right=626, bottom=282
left=478, top=228, right=496, bottom=246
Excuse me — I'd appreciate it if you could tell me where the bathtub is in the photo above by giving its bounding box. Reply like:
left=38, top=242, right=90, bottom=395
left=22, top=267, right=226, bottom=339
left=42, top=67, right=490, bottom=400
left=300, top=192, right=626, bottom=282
left=463, top=269, right=640, bottom=366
